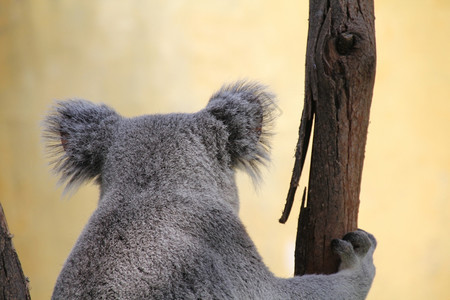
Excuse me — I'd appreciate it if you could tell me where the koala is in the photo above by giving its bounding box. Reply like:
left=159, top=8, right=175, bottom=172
left=43, top=82, right=376, bottom=299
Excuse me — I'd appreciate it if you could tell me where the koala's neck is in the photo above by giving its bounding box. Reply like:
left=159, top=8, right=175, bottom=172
left=99, top=169, right=240, bottom=215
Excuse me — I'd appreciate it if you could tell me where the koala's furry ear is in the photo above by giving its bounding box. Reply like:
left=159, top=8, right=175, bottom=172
left=206, top=81, right=277, bottom=179
left=43, top=100, right=120, bottom=193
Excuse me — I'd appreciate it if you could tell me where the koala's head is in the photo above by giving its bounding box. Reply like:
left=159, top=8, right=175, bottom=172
left=43, top=82, right=276, bottom=207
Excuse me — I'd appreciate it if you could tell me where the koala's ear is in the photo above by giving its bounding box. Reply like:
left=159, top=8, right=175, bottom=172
left=206, top=81, right=277, bottom=179
left=43, top=100, right=120, bottom=193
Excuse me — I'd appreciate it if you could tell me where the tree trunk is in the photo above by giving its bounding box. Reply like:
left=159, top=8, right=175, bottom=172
left=0, top=203, right=31, bottom=299
left=280, top=0, right=376, bottom=275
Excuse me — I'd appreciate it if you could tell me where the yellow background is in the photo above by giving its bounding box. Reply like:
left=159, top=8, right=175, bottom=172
left=1, top=1, right=449, bottom=299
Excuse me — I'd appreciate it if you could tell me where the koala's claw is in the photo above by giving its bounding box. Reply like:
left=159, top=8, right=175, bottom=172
left=331, top=230, right=376, bottom=270
left=361, top=229, right=377, bottom=250
left=342, top=230, right=371, bottom=256
left=331, top=238, right=355, bottom=264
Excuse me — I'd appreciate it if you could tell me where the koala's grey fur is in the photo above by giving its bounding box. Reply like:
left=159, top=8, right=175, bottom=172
left=44, top=82, right=376, bottom=299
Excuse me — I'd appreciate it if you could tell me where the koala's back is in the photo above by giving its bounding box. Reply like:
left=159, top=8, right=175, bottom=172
left=53, top=191, right=276, bottom=299
left=46, top=83, right=377, bottom=299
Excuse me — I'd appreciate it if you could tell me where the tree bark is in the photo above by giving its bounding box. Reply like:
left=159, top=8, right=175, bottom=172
left=280, top=0, right=376, bottom=275
left=0, top=203, right=31, bottom=299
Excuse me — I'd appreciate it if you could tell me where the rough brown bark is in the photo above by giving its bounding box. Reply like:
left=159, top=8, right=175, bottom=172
left=280, top=0, right=376, bottom=275
left=0, top=203, right=31, bottom=300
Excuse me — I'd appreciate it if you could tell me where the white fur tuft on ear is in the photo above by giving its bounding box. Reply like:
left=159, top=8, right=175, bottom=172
left=42, top=100, right=120, bottom=193
left=206, top=81, right=278, bottom=180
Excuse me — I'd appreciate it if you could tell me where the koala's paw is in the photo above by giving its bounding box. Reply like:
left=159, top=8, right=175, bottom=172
left=331, top=229, right=376, bottom=274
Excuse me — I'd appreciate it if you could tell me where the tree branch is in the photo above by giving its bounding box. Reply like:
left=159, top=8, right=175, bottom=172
left=281, top=0, right=376, bottom=275
left=0, top=203, right=31, bottom=299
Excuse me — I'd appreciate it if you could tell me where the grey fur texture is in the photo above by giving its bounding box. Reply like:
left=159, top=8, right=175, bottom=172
left=44, top=81, right=376, bottom=299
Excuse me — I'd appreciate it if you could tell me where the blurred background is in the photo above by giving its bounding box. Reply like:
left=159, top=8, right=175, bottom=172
left=1, top=1, right=449, bottom=299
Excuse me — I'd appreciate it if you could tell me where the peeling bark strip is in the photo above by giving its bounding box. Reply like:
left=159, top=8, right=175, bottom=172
left=280, top=0, right=376, bottom=275
left=0, top=203, right=31, bottom=299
